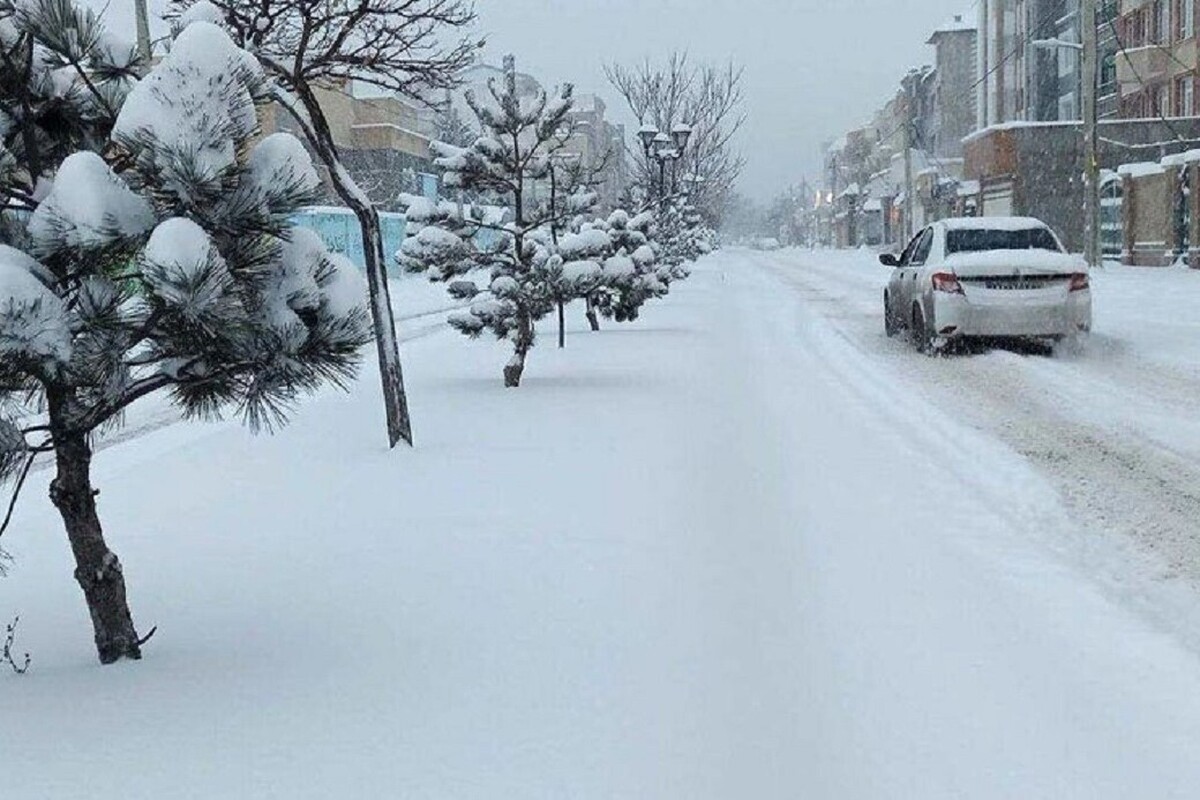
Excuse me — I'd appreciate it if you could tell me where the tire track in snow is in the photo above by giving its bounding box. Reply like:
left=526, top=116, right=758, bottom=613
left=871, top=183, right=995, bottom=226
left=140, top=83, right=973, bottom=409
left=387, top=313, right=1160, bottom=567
left=757, top=251, right=1200, bottom=638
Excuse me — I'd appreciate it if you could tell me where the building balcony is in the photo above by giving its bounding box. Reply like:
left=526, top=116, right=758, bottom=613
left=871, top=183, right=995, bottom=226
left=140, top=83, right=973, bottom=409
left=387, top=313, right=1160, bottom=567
left=1116, top=46, right=1170, bottom=87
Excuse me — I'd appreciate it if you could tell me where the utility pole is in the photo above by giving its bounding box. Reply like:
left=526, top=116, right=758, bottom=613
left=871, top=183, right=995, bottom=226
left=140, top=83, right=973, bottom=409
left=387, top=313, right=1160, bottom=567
left=902, top=81, right=915, bottom=242
left=1081, top=0, right=1101, bottom=267
left=134, top=0, right=152, bottom=62
left=979, top=0, right=989, bottom=127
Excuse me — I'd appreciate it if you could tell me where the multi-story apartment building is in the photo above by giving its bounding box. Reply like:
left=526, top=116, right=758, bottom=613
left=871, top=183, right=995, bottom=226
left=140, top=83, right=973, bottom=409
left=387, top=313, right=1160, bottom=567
left=1114, top=0, right=1198, bottom=118
left=978, top=0, right=1120, bottom=125
left=927, top=15, right=979, bottom=158
left=563, top=94, right=629, bottom=210
left=978, top=0, right=1029, bottom=124
left=259, top=79, right=437, bottom=210
left=451, top=59, right=545, bottom=122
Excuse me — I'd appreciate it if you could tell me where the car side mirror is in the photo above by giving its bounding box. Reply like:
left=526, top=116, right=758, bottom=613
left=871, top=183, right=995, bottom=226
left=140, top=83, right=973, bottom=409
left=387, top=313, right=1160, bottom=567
left=879, top=253, right=900, bottom=267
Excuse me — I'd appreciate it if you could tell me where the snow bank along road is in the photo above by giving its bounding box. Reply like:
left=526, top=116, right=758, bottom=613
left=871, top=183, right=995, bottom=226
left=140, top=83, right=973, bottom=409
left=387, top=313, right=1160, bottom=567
left=6, top=249, right=1200, bottom=797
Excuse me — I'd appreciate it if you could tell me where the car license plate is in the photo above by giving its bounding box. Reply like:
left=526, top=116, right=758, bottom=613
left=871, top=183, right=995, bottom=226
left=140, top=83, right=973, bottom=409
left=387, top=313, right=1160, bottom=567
left=985, top=279, right=1043, bottom=290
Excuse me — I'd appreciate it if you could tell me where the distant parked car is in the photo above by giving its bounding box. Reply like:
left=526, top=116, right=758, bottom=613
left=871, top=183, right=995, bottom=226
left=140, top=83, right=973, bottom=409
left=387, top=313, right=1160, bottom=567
left=881, top=217, right=1092, bottom=353
left=755, top=237, right=782, bottom=251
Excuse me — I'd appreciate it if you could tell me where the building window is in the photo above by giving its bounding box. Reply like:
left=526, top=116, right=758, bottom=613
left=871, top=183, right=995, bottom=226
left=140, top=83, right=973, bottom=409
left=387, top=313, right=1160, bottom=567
left=1130, top=90, right=1151, bottom=118
left=1059, top=93, right=1078, bottom=120
left=1127, top=8, right=1146, bottom=46
left=1154, top=83, right=1170, bottom=116
left=1174, top=0, right=1198, bottom=39
left=1150, top=1, right=1167, bottom=43
left=1176, top=74, right=1196, bottom=115
left=1100, top=176, right=1124, bottom=258
left=1101, top=53, right=1118, bottom=90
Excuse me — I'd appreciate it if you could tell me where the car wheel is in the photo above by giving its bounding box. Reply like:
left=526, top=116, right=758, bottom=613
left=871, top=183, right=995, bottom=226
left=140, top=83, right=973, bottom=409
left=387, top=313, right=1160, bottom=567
left=1053, top=332, right=1089, bottom=357
left=884, top=292, right=899, bottom=337
left=910, top=304, right=932, bottom=354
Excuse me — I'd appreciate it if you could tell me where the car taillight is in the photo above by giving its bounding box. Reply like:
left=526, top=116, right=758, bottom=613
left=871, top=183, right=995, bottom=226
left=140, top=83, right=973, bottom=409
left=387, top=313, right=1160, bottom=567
left=1069, top=272, right=1090, bottom=292
left=931, top=272, right=964, bottom=294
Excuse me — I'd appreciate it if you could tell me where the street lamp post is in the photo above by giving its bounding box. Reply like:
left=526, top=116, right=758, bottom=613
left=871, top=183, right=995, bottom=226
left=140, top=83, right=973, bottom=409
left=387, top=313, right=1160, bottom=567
left=670, top=123, right=693, bottom=193
left=651, top=132, right=671, bottom=198
left=637, top=122, right=693, bottom=203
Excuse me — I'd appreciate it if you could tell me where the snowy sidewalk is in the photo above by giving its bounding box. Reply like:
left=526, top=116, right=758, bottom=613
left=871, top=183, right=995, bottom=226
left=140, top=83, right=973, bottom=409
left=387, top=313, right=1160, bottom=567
left=5, top=251, right=1200, bottom=798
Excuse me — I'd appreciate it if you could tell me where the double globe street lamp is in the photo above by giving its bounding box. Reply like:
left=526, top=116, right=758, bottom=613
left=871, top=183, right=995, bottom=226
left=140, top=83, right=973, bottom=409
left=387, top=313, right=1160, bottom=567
left=637, top=122, right=693, bottom=202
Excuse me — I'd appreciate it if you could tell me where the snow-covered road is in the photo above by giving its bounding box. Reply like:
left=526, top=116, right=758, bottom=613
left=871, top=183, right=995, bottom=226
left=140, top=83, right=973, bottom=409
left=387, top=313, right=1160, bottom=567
left=761, top=249, right=1200, bottom=643
left=6, top=249, right=1200, bottom=797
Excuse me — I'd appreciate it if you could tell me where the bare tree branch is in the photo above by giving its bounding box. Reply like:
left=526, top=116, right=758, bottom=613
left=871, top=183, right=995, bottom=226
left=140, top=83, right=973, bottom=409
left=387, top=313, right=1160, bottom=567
left=606, top=52, right=745, bottom=227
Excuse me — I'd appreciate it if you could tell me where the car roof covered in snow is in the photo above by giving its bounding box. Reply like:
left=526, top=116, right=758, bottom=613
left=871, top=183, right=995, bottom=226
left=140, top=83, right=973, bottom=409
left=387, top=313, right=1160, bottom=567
left=937, top=216, right=1050, bottom=232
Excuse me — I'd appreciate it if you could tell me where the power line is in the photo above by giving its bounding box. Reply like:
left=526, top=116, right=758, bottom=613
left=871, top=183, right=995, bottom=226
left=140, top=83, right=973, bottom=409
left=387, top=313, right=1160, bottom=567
left=865, top=11, right=1045, bottom=155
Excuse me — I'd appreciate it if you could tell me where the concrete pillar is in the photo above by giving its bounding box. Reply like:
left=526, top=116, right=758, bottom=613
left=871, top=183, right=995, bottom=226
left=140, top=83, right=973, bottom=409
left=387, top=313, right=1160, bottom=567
left=1165, top=167, right=1181, bottom=266
left=1189, top=162, right=1200, bottom=269
left=1121, top=174, right=1136, bottom=266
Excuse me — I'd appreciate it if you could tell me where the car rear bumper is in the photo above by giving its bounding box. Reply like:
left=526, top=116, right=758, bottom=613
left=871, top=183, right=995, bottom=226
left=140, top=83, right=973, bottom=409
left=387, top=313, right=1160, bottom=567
left=932, top=291, right=1092, bottom=339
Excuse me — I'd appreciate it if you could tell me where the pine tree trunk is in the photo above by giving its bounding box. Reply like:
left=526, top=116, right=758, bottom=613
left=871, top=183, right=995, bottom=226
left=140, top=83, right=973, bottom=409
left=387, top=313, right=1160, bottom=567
left=586, top=295, right=601, bottom=332
left=47, top=418, right=141, bottom=664
left=503, top=351, right=526, bottom=387
left=557, top=301, right=565, bottom=349
left=504, top=312, right=534, bottom=387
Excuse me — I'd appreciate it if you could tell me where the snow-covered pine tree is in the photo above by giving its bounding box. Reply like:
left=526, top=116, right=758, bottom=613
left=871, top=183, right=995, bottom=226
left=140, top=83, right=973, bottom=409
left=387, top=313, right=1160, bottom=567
left=399, top=57, right=601, bottom=387
left=646, top=198, right=711, bottom=282
left=0, top=8, right=370, bottom=663
left=542, top=147, right=614, bottom=346
left=588, top=209, right=667, bottom=324
left=181, top=0, right=478, bottom=449
left=552, top=219, right=609, bottom=340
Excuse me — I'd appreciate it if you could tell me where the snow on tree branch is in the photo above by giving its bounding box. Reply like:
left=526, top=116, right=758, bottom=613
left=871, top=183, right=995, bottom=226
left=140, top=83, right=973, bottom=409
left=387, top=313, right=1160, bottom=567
left=0, top=5, right=373, bottom=663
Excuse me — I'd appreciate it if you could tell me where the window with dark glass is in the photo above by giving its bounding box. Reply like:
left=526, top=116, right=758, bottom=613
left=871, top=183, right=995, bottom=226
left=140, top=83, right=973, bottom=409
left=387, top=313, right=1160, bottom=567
left=945, top=228, right=1062, bottom=255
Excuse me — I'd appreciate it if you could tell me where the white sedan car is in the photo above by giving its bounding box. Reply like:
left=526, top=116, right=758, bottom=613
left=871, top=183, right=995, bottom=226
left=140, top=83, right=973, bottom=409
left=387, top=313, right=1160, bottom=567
left=882, top=217, right=1092, bottom=353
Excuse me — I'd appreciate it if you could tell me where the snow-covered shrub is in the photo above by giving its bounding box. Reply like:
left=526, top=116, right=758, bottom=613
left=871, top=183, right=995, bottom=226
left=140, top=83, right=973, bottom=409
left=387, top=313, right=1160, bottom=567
left=587, top=209, right=668, bottom=324
left=0, top=7, right=370, bottom=663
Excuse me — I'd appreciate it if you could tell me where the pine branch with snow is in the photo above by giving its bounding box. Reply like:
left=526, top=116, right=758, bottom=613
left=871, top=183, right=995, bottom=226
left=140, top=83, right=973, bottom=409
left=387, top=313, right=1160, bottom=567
left=0, top=0, right=145, bottom=212
left=583, top=210, right=669, bottom=324
left=0, top=11, right=372, bottom=664
left=178, top=0, right=482, bottom=448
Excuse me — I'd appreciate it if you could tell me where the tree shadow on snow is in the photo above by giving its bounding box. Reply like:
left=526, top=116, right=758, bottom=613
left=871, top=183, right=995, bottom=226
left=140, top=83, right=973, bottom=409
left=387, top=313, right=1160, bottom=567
left=433, top=370, right=656, bottom=394
left=588, top=326, right=695, bottom=337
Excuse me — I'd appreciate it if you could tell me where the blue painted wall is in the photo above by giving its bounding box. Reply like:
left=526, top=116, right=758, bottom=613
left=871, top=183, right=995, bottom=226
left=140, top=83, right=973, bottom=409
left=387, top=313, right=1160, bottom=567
left=291, top=208, right=408, bottom=272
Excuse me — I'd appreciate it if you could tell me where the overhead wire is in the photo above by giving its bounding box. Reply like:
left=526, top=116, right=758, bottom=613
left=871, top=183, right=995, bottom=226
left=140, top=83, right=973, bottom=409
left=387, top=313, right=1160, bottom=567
left=865, top=8, right=1053, bottom=154
left=1102, top=8, right=1200, bottom=147
left=852, top=5, right=1200, bottom=174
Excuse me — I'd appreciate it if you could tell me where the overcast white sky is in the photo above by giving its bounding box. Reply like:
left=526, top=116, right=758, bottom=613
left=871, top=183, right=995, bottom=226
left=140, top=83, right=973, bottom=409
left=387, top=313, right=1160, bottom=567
left=90, top=0, right=974, bottom=202
left=474, top=0, right=976, bottom=201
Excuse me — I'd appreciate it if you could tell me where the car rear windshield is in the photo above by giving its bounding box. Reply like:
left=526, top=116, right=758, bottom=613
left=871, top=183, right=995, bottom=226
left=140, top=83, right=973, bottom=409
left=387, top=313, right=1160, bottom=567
left=946, top=227, right=1061, bottom=254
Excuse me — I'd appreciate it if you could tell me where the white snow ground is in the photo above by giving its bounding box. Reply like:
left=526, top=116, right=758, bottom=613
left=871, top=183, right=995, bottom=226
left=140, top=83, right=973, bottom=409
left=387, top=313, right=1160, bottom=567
left=90, top=274, right=464, bottom=451
left=6, top=249, right=1200, bottom=798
